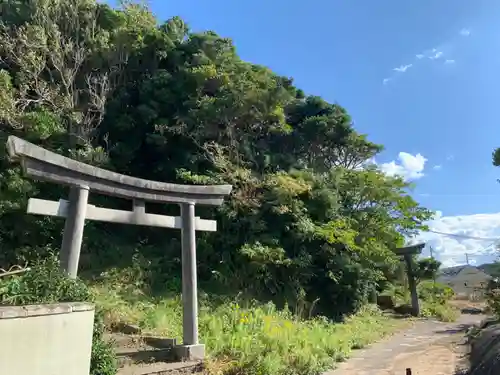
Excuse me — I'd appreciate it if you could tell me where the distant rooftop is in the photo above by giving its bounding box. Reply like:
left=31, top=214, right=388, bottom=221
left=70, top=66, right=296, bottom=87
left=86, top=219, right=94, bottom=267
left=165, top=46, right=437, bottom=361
left=438, top=264, right=493, bottom=279
left=439, top=265, right=468, bottom=278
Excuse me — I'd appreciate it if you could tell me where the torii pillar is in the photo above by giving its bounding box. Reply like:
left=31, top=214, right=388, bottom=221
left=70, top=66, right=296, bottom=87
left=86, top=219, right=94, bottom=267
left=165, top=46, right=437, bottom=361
left=394, top=243, right=425, bottom=317
left=6, top=135, right=233, bottom=361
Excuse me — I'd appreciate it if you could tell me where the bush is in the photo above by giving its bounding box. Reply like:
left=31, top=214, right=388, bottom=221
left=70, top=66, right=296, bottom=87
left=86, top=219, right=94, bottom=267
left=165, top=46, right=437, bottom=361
left=0, top=255, right=117, bottom=375
left=417, top=281, right=457, bottom=321
left=420, top=301, right=459, bottom=322
left=417, top=281, right=455, bottom=304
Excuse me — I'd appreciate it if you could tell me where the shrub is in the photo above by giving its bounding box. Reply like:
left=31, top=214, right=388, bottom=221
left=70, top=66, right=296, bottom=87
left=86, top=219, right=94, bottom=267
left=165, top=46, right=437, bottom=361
left=420, top=301, right=459, bottom=322
left=0, top=255, right=117, bottom=375
left=417, top=281, right=455, bottom=304
left=417, top=281, right=458, bottom=322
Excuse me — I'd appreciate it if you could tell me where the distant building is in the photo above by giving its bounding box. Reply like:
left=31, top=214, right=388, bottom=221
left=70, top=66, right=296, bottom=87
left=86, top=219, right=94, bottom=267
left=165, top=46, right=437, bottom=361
left=437, top=265, right=492, bottom=298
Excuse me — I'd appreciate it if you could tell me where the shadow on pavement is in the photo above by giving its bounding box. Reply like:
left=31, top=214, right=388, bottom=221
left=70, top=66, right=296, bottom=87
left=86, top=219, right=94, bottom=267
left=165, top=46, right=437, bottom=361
left=460, top=308, right=483, bottom=315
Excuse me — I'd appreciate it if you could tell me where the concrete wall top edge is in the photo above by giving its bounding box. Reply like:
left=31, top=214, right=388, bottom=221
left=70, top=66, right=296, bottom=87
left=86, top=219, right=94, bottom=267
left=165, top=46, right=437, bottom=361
left=6, top=136, right=232, bottom=198
left=0, top=302, right=95, bottom=319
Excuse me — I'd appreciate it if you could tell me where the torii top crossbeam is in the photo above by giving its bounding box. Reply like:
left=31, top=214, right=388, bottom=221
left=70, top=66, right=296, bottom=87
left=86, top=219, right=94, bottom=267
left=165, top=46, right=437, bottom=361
left=7, top=136, right=232, bottom=206
left=394, top=243, right=425, bottom=256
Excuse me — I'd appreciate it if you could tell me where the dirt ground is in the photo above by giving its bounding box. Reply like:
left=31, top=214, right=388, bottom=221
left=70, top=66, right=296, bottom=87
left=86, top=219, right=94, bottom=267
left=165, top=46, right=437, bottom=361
left=387, top=301, right=487, bottom=375
left=323, top=312, right=485, bottom=375
left=382, top=332, right=469, bottom=375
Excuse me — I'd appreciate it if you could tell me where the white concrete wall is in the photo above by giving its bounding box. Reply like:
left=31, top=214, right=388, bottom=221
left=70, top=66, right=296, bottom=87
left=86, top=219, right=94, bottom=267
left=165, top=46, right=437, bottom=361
left=0, top=302, right=95, bottom=375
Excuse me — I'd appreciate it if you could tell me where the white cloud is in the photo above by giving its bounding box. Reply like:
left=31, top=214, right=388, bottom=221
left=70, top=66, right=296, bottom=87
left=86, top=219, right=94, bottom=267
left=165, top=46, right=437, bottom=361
left=378, top=152, right=427, bottom=180
left=446, top=154, right=455, bottom=161
left=393, top=64, right=413, bottom=73
left=383, top=32, right=469, bottom=84
left=433, top=165, right=442, bottom=170
left=415, top=212, right=500, bottom=267
left=429, top=50, right=444, bottom=60
left=460, top=28, right=471, bottom=37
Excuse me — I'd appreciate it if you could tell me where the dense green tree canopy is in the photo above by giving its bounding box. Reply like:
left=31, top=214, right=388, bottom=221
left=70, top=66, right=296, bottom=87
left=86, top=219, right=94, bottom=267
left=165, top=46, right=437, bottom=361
left=0, top=0, right=432, bottom=318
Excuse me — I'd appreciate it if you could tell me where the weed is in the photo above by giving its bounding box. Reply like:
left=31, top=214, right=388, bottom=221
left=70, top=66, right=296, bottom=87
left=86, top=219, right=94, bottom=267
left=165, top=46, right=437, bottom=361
left=420, top=301, right=459, bottom=322
left=93, top=282, right=407, bottom=375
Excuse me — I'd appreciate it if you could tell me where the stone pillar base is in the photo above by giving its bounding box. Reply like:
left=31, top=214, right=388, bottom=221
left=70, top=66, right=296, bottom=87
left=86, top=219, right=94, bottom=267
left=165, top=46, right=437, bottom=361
left=173, top=344, right=205, bottom=361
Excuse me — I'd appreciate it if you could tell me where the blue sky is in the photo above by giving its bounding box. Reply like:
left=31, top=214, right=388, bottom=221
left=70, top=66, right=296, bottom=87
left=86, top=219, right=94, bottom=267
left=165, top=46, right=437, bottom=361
left=111, top=0, right=500, bottom=266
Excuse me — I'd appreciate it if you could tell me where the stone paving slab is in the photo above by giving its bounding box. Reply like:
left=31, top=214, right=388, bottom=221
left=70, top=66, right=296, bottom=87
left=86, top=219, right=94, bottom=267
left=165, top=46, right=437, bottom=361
left=323, top=314, right=486, bottom=375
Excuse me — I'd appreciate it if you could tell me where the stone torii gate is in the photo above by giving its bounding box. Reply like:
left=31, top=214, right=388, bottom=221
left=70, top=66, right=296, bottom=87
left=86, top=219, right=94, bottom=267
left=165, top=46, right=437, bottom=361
left=394, top=243, right=425, bottom=317
left=6, top=136, right=232, bottom=360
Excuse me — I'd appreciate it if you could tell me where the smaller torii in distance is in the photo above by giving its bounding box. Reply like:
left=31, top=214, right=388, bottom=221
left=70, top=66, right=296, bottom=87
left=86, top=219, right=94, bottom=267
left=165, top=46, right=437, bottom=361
left=6, top=136, right=232, bottom=360
left=394, top=243, right=426, bottom=316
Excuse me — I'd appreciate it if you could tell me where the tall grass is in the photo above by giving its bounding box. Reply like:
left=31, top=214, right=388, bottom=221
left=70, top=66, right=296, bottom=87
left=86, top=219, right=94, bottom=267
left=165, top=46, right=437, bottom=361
left=420, top=300, right=459, bottom=322
left=93, top=282, right=407, bottom=375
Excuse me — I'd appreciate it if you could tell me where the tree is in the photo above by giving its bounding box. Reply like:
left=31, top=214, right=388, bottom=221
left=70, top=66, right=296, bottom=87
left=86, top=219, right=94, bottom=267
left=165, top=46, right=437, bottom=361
left=0, top=0, right=434, bottom=319
left=268, top=96, right=383, bottom=172
left=493, top=148, right=500, bottom=167
left=491, top=148, right=500, bottom=185
left=0, top=0, right=156, bottom=264
left=415, top=257, right=441, bottom=285
left=0, top=0, right=128, bottom=151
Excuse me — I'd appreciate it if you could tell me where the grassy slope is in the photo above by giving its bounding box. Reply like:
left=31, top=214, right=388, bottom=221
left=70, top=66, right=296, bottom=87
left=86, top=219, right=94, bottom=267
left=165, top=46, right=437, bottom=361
left=93, top=281, right=410, bottom=375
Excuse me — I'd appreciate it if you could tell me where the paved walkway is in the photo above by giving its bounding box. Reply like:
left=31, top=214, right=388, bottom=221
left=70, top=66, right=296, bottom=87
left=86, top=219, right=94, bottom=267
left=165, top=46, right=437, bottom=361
left=323, top=313, right=485, bottom=375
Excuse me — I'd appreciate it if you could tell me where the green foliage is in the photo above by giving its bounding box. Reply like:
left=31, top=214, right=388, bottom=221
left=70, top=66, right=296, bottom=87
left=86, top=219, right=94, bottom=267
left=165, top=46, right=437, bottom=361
left=417, top=280, right=455, bottom=304
left=415, top=258, right=441, bottom=284
left=486, top=275, right=500, bottom=317
left=0, top=255, right=117, bottom=375
left=417, top=281, right=459, bottom=322
left=0, top=1, right=440, bottom=372
left=487, top=290, right=500, bottom=317
left=382, top=280, right=458, bottom=321
left=420, top=301, right=459, bottom=322
left=0, top=254, right=92, bottom=304
left=479, top=262, right=500, bottom=278
left=493, top=148, right=500, bottom=167
left=90, top=314, right=118, bottom=375
left=0, top=0, right=433, bottom=325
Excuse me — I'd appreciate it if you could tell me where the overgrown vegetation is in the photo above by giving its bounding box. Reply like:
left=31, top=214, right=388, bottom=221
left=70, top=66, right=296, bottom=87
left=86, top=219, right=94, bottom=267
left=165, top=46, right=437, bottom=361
left=418, top=281, right=459, bottom=322
left=0, top=1, right=452, bottom=374
left=479, top=262, right=500, bottom=279
left=93, top=270, right=407, bottom=375
left=0, top=0, right=433, bottom=319
left=380, top=258, right=459, bottom=322
left=486, top=276, right=500, bottom=316
left=414, top=258, right=458, bottom=322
